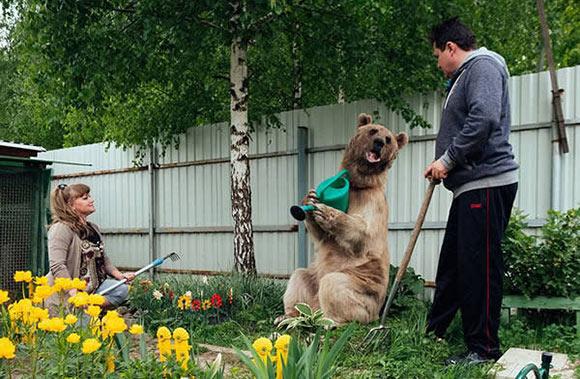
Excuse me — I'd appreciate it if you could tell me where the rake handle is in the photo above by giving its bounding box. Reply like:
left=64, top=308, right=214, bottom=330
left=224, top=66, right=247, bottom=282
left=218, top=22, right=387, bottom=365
left=378, top=181, right=437, bottom=325
left=97, top=256, right=167, bottom=296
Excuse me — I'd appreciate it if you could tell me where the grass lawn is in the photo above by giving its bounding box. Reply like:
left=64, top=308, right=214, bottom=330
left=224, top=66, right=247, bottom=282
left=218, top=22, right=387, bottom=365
left=129, top=273, right=580, bottom=378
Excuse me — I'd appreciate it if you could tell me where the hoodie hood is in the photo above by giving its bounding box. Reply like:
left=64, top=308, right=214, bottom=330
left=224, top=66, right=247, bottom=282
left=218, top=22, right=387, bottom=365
left=459, top=47, right=510, bottom=77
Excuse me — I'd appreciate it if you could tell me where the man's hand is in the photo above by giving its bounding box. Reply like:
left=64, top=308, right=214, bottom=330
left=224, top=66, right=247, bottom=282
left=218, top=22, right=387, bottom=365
left=424, top=160, right=448, bottom=180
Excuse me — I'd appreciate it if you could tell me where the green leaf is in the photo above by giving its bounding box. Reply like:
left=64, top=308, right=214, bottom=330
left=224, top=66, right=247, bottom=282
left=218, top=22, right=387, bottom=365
left=295, top=303, right=313, bottom=317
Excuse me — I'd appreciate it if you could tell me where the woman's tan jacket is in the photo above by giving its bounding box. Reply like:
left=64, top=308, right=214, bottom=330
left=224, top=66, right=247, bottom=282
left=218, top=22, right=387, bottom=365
left=45, top=222, right=116, bottom=312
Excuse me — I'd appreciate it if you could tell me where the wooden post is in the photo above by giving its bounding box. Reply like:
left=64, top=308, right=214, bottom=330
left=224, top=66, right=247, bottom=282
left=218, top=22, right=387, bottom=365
left=536, top=0, right=569, bottom=154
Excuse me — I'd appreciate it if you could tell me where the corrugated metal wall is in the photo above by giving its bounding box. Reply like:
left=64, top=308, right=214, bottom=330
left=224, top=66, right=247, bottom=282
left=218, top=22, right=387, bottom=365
left=40, top=65, right=580, bottom=282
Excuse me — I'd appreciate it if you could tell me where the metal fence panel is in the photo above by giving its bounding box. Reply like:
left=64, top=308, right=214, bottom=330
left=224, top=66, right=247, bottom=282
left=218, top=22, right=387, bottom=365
left=39, top=65, right=580, bottom=281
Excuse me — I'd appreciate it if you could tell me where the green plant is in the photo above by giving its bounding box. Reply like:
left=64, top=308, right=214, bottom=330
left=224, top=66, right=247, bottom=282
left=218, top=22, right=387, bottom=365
left=277, top=303, right=335, bottom=338
left=129, top=273, right=285, bottom=335
left=236, top=326, right=354, bottom=379
left=387, top=265, right=425, bottom=310
left=502, top=207, right=579, bottom=298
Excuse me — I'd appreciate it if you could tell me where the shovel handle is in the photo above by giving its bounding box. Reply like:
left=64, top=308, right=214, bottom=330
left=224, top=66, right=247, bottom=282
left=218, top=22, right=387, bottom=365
left=395, top=181, right=437, bottom=282
left=379, top=181, right=438, bottom=325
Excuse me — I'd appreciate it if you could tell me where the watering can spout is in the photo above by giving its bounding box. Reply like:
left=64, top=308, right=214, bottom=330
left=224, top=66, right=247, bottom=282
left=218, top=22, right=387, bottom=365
left=290, top=169, right=350, bottom=221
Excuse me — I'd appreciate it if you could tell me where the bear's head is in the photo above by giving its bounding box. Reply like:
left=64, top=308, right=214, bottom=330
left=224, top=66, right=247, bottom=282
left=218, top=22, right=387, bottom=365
left=341, top=113, right=408, bottom=188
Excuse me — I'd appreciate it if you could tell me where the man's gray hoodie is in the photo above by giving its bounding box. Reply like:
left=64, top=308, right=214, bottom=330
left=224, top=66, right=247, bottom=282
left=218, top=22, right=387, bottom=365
left=436, top=48, right=519, bottom=196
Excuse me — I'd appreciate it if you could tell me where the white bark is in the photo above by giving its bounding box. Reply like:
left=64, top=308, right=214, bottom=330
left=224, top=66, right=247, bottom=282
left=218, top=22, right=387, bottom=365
left=230, top=33, right=256, bottom=274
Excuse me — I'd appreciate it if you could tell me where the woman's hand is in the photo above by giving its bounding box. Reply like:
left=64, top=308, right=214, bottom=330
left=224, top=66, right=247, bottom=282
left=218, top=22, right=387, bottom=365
left=122, top=272, right=136, bottom=282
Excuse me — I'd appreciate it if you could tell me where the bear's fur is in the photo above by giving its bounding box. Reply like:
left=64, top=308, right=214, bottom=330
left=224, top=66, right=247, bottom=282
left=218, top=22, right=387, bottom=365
left=282, top=113, right=408, bottom=324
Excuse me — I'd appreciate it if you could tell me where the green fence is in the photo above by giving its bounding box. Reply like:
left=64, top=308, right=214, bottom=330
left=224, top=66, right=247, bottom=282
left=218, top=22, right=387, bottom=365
left=0, top=159, right=51, bottom=296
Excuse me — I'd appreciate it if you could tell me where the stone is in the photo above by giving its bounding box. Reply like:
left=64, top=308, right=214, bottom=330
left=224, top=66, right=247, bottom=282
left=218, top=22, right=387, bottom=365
left=489, top=347, right=577, bottom=379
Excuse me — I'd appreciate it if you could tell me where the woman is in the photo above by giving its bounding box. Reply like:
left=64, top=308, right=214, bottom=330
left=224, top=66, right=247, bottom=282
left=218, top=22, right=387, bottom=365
left=46, top=183, right=135, bottom=311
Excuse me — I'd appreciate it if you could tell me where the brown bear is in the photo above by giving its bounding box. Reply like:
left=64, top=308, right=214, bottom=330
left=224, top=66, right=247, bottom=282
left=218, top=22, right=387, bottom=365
left=282, top=113, right=408, bottom=324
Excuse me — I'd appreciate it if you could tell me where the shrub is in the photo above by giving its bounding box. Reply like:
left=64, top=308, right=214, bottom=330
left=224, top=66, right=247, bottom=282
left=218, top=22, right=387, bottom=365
left=502, top=208, right=579, bottom=298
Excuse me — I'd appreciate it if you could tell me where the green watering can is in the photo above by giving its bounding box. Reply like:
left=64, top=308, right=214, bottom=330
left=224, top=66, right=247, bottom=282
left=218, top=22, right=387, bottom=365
left=290, top=169, right=350, bottom=221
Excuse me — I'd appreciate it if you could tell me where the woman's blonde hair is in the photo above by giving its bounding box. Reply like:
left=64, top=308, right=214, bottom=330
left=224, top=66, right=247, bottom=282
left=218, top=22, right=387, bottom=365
left=50, top=183, right=92, bottom=236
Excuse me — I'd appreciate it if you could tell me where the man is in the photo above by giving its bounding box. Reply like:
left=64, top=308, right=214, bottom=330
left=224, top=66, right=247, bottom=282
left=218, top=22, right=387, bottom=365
left=424, top=17, right=519, bottom=365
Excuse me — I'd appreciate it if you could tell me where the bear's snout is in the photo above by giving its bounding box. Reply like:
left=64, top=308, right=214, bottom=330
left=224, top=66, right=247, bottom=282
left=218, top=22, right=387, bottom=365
left=372, top=139, right=385, bottom=153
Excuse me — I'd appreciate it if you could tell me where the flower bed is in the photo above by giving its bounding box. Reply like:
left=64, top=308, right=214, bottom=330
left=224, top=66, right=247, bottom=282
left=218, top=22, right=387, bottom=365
left=128, top=274, right=285, bottom=333
left=0, top=271, right=224, bottom=378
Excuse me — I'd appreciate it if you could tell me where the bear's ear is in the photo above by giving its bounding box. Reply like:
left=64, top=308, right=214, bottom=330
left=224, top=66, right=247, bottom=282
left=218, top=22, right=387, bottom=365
left=357, top=113, right=372, bottom=128
left=396, top=132, right=409, bottom=149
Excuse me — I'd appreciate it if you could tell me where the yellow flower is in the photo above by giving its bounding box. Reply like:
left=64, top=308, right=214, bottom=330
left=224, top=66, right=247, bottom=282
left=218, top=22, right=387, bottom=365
left=173, top=327, right=191, bottom=370
left=31, top=307, right=49, bottom=323
left=90, top=318, right=101, bottom=336
left=64, top=314, right=78, bottom=325
left=101, top=311, right=127, bottom=339
left=275, top=335, right=291, bottom=379
left=0, top=337, right=16, bottom=359
left=87, top=294, right=105, bottom=306
left=156, top=327, right=172, bottom=362
left=172, top=327, right=189, bottom=343
left=0, top=290, right=9, bottom=305
left=8, top=299, right=34, bottom=324
left=177, top=295, right=191, bottom=310
left=71, top=278, right=87, bottom=291
left=14, top=271, right=32, bottom=283
left=53, top=277, right=74, bottom=292
left=85, top=305, right=101, bottom=318
left=32, top=285, right=54, bottom=303
left=82, top=338, right=101, bottom=354
left=66, top=333, right=81, bottom=344
left=275, top=334, right=291, bottom=356
left=252, top=337, right=273, bottom=364
left=106, top=354, right=115, bottom=373
left=201, top=299, right=212, bottom=311
left=129, top=324, right=144, bottom=335
left=34, top=276, right=49, bottom=286
left=68, top=292, right=89, bottom=307
left=38, top=317, right=67, bottom=333
left=156, top=326, right=171, bottom=342
left=174, top=342, right=191, bottom=369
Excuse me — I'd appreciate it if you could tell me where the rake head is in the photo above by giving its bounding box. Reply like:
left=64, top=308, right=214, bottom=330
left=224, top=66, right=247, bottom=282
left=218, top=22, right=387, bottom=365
left=361, top=324, right=389, bottom=351
left=163, top=252, right=181, bottom=262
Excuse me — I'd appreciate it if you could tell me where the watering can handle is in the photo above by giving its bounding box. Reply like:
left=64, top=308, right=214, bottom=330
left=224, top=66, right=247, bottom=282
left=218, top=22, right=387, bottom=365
left=315, top=169, right=349, bottom=195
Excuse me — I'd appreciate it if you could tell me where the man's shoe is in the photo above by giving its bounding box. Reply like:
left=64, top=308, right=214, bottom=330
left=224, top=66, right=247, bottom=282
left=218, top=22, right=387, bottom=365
left=444, top=351, right=469, bottom=365
left=445, top=351, right=495, bottom=366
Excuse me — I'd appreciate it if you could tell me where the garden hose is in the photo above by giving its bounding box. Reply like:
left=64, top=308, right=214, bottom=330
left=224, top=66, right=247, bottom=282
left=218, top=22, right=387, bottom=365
left=515, top=352, right=552, bottom=379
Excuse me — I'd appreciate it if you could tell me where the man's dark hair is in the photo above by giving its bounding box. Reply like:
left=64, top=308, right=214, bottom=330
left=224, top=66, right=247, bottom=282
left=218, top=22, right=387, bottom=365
left=429, top=17, right=477, bottom=51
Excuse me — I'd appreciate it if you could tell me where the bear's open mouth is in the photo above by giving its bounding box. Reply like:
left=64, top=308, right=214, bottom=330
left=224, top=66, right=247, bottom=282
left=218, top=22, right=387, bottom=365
left=366, top=151, right=381, bottom=163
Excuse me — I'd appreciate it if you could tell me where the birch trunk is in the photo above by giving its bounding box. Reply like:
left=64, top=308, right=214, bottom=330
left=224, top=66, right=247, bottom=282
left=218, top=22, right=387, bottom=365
left=230, top=34, right=256, bottom=274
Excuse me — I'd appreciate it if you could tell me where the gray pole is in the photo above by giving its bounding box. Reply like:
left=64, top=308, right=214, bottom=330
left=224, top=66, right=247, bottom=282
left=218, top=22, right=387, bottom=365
left=148, top=145, right=158, bottom=279
left=297, top=126, right=308, bottom=268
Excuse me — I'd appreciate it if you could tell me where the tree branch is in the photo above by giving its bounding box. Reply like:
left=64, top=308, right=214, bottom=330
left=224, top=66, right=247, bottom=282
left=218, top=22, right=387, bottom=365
left=247, top=11, right=275, bottom=33
left=187, top=14, right=224, bottom=31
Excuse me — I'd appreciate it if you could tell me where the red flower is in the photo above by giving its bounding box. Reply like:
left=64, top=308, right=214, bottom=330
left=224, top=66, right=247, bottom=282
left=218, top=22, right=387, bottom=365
left=191, top=299, right=201, bottom=311
left=169, top=291, right=174, bottom=301
left=211, top=293, right=222, bottom=309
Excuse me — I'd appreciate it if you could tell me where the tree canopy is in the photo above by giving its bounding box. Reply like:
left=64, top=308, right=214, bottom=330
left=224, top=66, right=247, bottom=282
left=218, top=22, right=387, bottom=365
left=1, top=0, right=576, bottom=150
